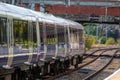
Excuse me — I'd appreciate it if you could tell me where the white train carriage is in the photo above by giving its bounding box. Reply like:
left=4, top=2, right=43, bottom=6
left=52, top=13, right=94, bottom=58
left=0, top=2, right=84, bottom=80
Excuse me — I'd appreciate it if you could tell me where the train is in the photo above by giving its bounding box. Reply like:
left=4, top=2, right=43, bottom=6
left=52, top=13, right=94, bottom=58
left=0, top=2, right=84, bottom=80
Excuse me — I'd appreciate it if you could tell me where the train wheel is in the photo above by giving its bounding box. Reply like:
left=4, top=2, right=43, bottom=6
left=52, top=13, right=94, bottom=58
left=78, top=55, right=83, bottom=64
left=12, top=67, right=22, bottom=80
left=71, top=55, right=79, bottom=68
left=64, top=57, right=70, bottom=70
left=50, top=59, right=59, bottom=76
left=42, top=61, right=50, bottom=76
left=59, top=60, right=64, bottom=73
left=54, top=60, right=60, bottom=75
left=30, top=64, right=41, bottom=79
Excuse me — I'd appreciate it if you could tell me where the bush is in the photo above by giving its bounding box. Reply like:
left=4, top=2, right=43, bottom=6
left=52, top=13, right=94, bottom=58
left=85, top=35, right=96, bottom=50
left=105, top=37, right=115, bottom=45
left=99, top=36, right=106, bottom=44
left=117, top=38, right=120, bottom=45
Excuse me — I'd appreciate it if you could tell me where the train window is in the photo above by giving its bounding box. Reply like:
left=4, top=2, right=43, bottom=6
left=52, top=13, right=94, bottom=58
left=39, top=22, right=44, bottom=52
left=32, top=22, right=37, bottom=52
left=0, top=17, right=8, bottom=55
left=79, top=30, right=83, bottom=42
left=39, top=21, right=59, bottom=58
left=79, top=29, right=84, bottom=51
left=46, top=23, right=56, bottom=56
left=57, top=26, right=65, bottom=43
left=28, top=21, right=37, bottom=53
left=13, top=19, right=29, bottom=54
left=13, top=19, right=37, bottom=54
left=57, top=25, right=68, bottom=56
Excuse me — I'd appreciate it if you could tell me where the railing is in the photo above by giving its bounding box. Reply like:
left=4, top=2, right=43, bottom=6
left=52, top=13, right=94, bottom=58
left=21, top=0, right=120, bottom=7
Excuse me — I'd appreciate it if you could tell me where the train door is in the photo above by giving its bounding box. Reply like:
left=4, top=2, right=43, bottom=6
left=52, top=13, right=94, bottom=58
left=1, top=17, right=14, bottom=69
left=39, top=20, right=57, bottom=60
left=57, top=23, right=69, bottom=57
left=67, top=24, right=71, bottom=56
left=0, top=17, right=14, bottom=80
left=38, top=19, right=51, bottom=76
left=53, top=22, right=58, bottom=59
left=77, top=29, right=84, bottom=64
left=64, top=24, right=69, bottom=57
left=39, top=19, right=47, bottom=61
left=69, top=27, right=80, bottom=67
left=26, top=17, right=37, bottom=64
left=36, top=18, right=41, bottom=62
left=56, top=24, right=70, bottom=70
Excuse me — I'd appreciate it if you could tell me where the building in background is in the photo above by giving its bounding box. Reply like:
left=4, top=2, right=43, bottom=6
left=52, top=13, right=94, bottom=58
left=0, top=0, right=120, bottom=20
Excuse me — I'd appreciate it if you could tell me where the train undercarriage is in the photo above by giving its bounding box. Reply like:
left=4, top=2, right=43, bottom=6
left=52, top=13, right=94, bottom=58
left=0, top=55, right=83, bottom=80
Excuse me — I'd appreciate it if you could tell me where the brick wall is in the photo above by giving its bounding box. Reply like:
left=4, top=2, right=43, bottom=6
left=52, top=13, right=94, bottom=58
left=44, top=5, right=120, bottom=16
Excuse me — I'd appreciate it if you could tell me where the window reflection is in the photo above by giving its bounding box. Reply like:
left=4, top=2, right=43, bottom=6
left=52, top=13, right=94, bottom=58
left=0, top=17, right=8, bottom=55
left=13, top=19, right=37, bottom=54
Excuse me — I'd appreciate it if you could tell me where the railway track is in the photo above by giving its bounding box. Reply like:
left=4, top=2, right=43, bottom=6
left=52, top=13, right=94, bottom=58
left=90, top=50, right=120, bottom=80
left=84, top=48, right=120, bottom=59
left=44, top=48, right=119, bottom=80
left=82, top=50, right=119, bottom=80
left=58, top=49, right=120, bottom=80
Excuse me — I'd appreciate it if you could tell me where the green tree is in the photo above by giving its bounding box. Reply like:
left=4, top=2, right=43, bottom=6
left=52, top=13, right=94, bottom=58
left=105, top=37, right=115, bottom=45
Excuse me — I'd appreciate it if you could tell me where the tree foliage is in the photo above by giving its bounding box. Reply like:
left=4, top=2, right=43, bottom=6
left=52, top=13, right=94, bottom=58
left=105, top=37, right=115, bottom=45
left=117, top=38, right=120, bottom=45
left=84, top=23, right=120, bottom=45
left=107, top=29, right=119, bottom=42
left=85, top=35, right=96, bottom=50
left=99, top=36, right=106, bottom=44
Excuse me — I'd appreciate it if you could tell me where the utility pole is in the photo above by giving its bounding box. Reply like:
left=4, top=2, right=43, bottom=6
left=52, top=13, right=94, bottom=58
left=40, top=0, right=45, bottom=13
left=87, top=24, right=90, bottom=37
left=29, top=0, right=35, bottom=10
left=65, top=0, right=70, bottom=17
left=105, top=24, right=108, bottom=41
left=96, top=24, right=99, bottom=43
left=105, top=6, right=108, bottom=41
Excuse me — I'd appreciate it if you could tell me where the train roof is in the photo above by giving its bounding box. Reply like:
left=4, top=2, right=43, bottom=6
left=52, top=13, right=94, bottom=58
left=0, top=2, right=83, bottom=30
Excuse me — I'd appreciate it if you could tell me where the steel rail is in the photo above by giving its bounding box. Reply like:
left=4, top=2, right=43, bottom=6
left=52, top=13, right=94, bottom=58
left=83, top=48, right=120, bottom=60
left=83, top=49, right=120, bottom=80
